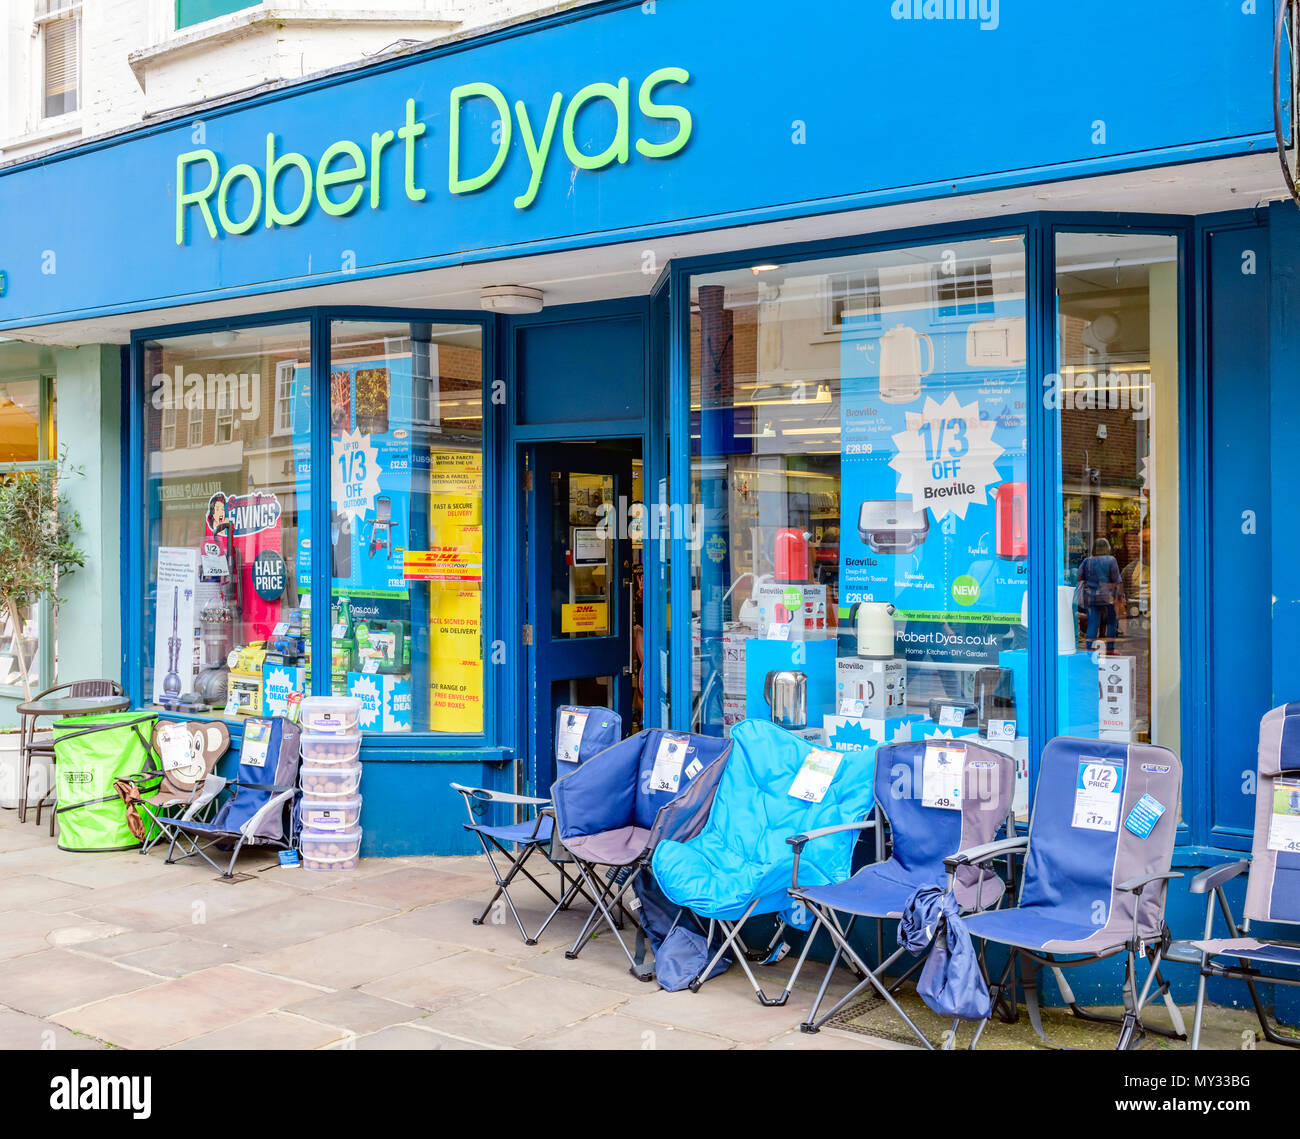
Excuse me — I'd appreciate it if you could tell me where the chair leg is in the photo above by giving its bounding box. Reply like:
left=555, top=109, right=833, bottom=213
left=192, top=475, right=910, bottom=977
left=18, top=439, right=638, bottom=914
left=563, top=861, right=643, bottom=969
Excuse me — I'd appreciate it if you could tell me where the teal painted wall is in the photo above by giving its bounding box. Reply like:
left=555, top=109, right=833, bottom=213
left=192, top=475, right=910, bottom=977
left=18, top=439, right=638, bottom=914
left=176, top=0, right=260, bottom=30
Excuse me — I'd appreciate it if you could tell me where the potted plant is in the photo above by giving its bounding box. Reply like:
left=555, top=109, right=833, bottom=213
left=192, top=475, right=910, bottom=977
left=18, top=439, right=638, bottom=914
left=0, top=457, right=84, bottom=810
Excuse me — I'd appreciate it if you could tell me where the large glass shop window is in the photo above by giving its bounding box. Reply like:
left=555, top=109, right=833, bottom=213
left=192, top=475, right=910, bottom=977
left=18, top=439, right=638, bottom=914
left=1054, top=234, right=1181, bottom=752
left=142, top=324, right=311, bottom=719
left=690, top=238, right=1032, bottom=814
left=326, top=321, right=485, bottom=734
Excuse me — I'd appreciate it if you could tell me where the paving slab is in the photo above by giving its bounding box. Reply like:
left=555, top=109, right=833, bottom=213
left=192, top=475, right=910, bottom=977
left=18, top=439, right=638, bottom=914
left=244, top=925, right=461, bottom=989
left=316, top=866, right=486, bottom=909
left=0, top=873, right=93, bottom=910
left=0, top=1006, right=110, bottom=1050
left=526, top=1011, right=733, bottom=1050
left=336, top=1024, right=493, bottom=1050
left=359, top=948, right=534, bottom=1011
left=0, top=948, right=156, bottom=1017
left=169, top=1011, right=348, bottom=1050
left=69, top=876, right=303, bottom=933
left=184, top=893, right=397, bottom=954
left=618, top=973, right=811, bottom=1045
left=285, top=989, right=423, bottom=1034
left=422, top=974, right=627, bottom=1046
left=52, top=964, right=321, bottom=1049
left=114, top=935, right=245, bottom=978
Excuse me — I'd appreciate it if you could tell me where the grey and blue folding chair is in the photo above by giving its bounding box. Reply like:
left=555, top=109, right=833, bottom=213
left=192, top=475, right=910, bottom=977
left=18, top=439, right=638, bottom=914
left=552, top=728, right=732, bottom=975
left=155, top=716, right=301, bottom=879
left=452, top=705, right=621, bottom=945
left=791, top=738, right=1017, bottom=1043
left=954, top=736, right=1185, bottom=1049
left=1167, top=703, right=1300, bottom=1049
left=650, top=718, right=877, bottom=1006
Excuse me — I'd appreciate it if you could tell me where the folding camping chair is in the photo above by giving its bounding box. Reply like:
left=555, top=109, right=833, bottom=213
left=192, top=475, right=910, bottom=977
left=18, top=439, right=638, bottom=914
left=650, top=718, right=877, bottom=1006
left=552, top=728, right=732, bottom=975
left=955, top=736, right=1185, bottom=1050
left=790, top=738, right=1017, bottom=1043
left=155, top=716, right=300, bottom=879
left=117, top=719, right=232, bottom=854
left=452, top=705, right=622, bottom=945
left=1166, top=703, right=1300, bottom=1049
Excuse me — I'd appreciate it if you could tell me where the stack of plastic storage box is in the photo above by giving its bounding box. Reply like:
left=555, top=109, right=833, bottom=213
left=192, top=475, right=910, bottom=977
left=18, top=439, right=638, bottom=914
left=297, top=696, right=363, bottom=871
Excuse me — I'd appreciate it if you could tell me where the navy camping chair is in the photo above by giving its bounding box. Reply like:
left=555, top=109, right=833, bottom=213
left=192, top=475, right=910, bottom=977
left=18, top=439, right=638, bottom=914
left=791, top=738, right=1017, bottom=1044
left=1167, top=703, right=1300, bottom=1049
left=650, top=719, right=877, bottom=1006
left=155, top=716, right=301, bottom=879
left=552, top=728, right=732, bottom=975
left=452, top=705, right=621, bottom=945
left=956, top=736, right=1185, bottom=1049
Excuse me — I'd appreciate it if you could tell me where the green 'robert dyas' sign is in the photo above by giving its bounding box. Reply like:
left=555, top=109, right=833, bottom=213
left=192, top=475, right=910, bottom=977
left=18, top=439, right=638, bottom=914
left=175, top=66, right=692, bottom=245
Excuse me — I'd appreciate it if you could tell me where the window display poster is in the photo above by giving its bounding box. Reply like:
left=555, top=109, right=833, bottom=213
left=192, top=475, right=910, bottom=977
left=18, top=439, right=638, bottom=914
left=425, top=450, right=483, bottom=585
left=295, top=358, right=415, bottom=599
left=428, top=586, right=484, bottom=733
left=153, top=547, right=199, bottom=706
left=838, top=290, right=1029, bottom=665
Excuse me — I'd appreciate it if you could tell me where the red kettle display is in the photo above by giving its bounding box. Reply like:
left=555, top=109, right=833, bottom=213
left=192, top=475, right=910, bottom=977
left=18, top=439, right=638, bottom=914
left=995, top=482, right=1028, bottom=561
left=773, top=528, right=810, bottom=582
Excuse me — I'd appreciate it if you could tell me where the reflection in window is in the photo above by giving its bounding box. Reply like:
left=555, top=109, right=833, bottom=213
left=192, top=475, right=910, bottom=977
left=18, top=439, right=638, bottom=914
left=327, top=321, right=484, bottom=734
left=142, top=324, right=310, bottom=720
left=1055, top=233, right=1181, bottom=751
left=689, top=237, right=1031, bottom=815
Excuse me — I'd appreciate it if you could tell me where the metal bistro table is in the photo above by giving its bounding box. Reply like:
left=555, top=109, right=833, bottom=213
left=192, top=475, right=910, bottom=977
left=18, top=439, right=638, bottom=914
left=18, top=692, right=130, bottom=827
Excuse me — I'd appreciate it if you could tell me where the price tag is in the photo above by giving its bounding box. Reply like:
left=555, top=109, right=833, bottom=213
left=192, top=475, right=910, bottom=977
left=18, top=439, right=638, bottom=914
left=361, top=660, right=380, bottom=674
left=157, top=722, right=194, bottom=773
left=1072, top=759, right=1123, bottom=832
left=838, top=697, right=865, bottom=718
left=556, top=709, right=588, bottom=765
left=331, top=623, right=348, bottom=638
left=649, top=733, right=690, bottom=793
left=1267, top=779, right=1300, bottom=853
left=987, top=719, right=1017, bottom=741
left=1124, top=793, right=1166, bottom=839
left=272, top=622, right=289, bottom=636
left=684, top=758, right=703, bottom=781
left=922, top=742, right=965, bottom=810
left=766, top=624, right=791, bottom=641
left=788, top=749, right=844, bottom=804
left=938, top=705, right=965, bottom=728
left=241, top=720, right=272, bottom=768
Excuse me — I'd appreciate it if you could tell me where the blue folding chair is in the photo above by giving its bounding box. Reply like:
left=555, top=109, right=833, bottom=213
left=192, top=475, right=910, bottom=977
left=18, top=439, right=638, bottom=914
left=791, top=738, right=1017, bottom=1043
left=1167, top=703, right=1300, bottom=1049
left=155, top=716, right=301, bottom=880
left=452, top=705, right=621, bottom=945
left=651, top=718, right=877, bottom=1006
left=552, top=728, right=732, bottom=975
left=955, top=736, right=1185, bottom=1049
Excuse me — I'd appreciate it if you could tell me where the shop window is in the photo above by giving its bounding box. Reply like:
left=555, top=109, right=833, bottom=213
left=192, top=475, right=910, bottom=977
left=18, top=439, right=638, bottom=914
left=1054, top=233, right=1181, bottom=754
left=327, top=320, right=484, bottom=734
left=37, top=0, right=81, bottom=120
left=689, top=238, right=1032, bottom=816
left=214, top=403, right=234, bottom=444
left=175, top=0, right=261, bottom=31
left=142, top=323, right=310, bottom=719
left=0, top=376, right=57, bottom=692
left=272, top=362, right=294, bottom=436
left=161, top=406, right=177, bottom=450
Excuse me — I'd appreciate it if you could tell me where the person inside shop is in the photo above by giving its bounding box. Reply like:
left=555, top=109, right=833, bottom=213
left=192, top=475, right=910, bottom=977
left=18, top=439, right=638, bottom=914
left=1078, top=537, right=1125, bottom=650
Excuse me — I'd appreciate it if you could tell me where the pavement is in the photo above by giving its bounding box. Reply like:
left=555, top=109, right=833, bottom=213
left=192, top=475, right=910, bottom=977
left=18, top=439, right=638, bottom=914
left=0, top=808, right=892, bottom=1050
left=0, top=809, right=1284, bottom=1051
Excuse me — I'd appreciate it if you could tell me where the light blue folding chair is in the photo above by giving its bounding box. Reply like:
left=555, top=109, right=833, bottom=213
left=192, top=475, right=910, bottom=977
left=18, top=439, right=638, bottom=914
left=452, top=705, right=621, bottom=945
left=1167, top=703, right=1300, bottom=1048
left=955, top=736, right=1185, bottom=1049
left=651, top=718, right=877, bottom=1006
left=791, top=738, right=1017, bottom=1044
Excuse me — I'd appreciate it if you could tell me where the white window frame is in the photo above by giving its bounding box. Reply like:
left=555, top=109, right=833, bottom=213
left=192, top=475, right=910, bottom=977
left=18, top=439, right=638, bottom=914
left=187, top=403, right=203, bottom=447
left=273, top=361, right=295, bottom=435
left=160, top=406, right=177, bottom=450
left=35, top=1, right=82, bottom=123
left=214, top=402, right=234, bottom=444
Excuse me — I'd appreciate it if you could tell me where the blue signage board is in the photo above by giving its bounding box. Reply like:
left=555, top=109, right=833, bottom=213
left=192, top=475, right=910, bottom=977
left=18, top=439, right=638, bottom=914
left=0, top=0, right=1274, bottom=330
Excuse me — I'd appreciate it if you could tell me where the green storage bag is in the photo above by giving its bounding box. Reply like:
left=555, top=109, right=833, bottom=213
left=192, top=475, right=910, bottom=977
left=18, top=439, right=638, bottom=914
left=52, top=712, right=158, bottom=852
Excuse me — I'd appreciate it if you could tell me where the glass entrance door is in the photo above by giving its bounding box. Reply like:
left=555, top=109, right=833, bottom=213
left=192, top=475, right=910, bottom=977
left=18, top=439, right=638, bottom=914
left=525, top=441, right=639, bottom=794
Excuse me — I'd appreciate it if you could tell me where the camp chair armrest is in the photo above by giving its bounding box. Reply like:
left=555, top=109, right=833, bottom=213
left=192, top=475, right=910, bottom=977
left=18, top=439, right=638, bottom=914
left=1117, top=870, right=1182, bottom=895
left=1189, top=859, right=1249, bottom=894
left=182, top=775, right=227, bottom=819
left=238, top=787, right=297, bottom=837
left=450, top=784, right=551, bottom=807
left=943, top=835, right=1029, bottom=872
left=787, top=819, right=876, bottom=852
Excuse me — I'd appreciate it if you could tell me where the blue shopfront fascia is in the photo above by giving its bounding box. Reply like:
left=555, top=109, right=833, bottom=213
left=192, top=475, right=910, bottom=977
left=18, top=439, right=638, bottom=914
left=117, top=208, right=1264, bottom=856
left=0, top=0, right=1277, bottom=333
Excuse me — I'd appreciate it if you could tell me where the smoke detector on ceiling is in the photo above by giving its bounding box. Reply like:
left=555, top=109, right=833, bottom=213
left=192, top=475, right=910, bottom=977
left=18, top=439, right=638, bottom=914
left=480, top=285, right=544, bottom=314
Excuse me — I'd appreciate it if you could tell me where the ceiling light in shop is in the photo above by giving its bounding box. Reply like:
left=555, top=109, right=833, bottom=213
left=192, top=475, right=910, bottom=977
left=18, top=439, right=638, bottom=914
left=480, top=285, right=544, bottom=314
left=750, top=264, right=781, bottom=274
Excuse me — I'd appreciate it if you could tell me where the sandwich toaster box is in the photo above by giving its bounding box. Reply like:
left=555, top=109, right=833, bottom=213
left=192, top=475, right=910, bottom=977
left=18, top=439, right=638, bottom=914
left=857, top=500, right=930, bottom=555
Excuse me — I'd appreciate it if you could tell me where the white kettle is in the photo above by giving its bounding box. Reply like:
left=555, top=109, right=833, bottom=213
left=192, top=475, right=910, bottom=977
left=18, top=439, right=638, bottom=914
left=878, top=323, right=934, bottom=404
left=853, top=601, right=897, bottom=659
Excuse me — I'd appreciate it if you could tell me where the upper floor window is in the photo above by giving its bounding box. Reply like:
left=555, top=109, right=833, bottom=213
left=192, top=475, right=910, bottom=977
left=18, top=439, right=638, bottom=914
left=175, top=1, right=261, bottom=31
left=37, top=0, right=81, bottom=120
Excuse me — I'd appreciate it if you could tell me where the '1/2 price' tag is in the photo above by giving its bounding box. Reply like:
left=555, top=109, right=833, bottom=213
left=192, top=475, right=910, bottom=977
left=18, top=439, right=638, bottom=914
left=1072, top=759, right=1123, bottom=832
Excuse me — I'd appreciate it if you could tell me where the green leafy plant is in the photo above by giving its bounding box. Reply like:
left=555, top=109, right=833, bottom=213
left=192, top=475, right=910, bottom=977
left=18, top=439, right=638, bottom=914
left=0, top=455, right=84, bottom=700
